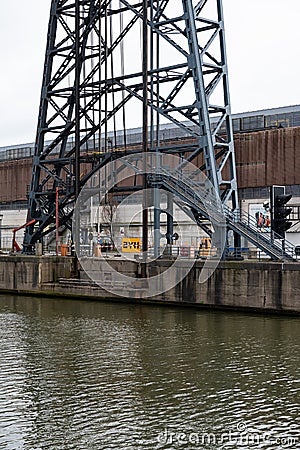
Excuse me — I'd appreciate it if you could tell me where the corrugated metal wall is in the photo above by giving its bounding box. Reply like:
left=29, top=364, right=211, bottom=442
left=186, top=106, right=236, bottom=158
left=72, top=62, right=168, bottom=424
left=234, top=126, right=300, bottom=188
left=0, top=159, right=32, bottom=202
left=0, top=127, right=300, bottom=204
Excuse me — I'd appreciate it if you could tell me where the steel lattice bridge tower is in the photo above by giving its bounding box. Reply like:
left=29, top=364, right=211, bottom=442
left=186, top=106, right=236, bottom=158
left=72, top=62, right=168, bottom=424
left=22, top=0, right=295, bottom=260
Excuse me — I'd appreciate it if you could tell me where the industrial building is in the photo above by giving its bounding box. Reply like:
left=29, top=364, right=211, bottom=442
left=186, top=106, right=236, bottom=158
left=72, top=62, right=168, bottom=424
left=1, top=104, right=300, bottom=251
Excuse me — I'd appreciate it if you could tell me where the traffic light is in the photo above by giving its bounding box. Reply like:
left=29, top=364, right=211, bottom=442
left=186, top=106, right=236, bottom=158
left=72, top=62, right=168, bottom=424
left=271, top=186, right=293, bottom=239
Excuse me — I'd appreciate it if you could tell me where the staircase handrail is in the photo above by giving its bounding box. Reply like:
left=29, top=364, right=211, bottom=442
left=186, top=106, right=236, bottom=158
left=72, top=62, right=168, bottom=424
left=151, top=165, right=295, bottom=259
left=223, top=205, right=295, bottom=258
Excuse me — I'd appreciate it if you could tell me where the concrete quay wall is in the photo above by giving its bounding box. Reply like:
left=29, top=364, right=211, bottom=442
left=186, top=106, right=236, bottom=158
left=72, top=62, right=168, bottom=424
left=0, top=255, right=299, bottom=314
left=0, top=255, right=76, bottom=291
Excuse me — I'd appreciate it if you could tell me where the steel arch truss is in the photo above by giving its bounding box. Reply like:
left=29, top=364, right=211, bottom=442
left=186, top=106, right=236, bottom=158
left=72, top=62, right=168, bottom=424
left=23, top=0, right=238, bottom=252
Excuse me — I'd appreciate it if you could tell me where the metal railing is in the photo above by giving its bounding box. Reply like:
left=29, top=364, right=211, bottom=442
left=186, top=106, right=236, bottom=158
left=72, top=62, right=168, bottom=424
left=147, top=164, right=296, bottom=260
left=223, top=205, right=295, bottom=259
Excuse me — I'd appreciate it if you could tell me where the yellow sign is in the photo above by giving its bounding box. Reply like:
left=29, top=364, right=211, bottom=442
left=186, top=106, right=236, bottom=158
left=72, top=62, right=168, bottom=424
left=122, top=237, right=141, bottom=252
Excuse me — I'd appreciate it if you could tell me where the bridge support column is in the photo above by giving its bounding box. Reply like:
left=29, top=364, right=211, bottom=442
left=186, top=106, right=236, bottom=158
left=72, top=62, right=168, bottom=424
left=153, top=188, right=161, bottom=258
left=166, top=193, right=174, bottom=245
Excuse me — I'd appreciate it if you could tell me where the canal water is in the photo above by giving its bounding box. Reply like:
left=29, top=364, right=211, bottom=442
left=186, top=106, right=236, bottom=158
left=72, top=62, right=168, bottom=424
left=0, top=295, right=298, bottom=449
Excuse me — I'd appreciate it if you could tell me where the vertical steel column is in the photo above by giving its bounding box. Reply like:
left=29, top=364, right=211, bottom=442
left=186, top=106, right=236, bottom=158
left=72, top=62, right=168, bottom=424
left=166, top=193, right=174, bottom=245
left=182, top=0, right=219, bottom=194
left=73, top=0, right=81, bottom=255
left=0, top=215, right=2, bottom=250
left=56, top=186, right=59, bottom=255
left=153, top=188, right=161, bottom=258
left=142, top=0, right=149, bottom=262
left=75, top=0, right=80, bottom=201
left=216, top=0, right=239, bottom=211
left=23, top=0, right=59, bottom=253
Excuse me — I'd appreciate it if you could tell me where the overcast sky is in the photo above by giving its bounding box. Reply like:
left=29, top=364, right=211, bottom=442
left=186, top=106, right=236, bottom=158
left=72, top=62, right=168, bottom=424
left=0, top=0, right=299, bottom=147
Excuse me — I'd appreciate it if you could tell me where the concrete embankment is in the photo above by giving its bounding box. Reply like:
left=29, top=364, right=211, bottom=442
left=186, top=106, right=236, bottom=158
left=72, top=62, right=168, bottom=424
left=0, top=255, right=299, bottom=314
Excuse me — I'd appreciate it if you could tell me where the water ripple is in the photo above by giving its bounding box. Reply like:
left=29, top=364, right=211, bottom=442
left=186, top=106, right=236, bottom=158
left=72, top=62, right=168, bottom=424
left=0, top=296, right=298, bottom=449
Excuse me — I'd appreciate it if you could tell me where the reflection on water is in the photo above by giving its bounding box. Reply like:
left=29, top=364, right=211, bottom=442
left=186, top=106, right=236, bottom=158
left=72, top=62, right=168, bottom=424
left=0, top=295, right=299, bottom=449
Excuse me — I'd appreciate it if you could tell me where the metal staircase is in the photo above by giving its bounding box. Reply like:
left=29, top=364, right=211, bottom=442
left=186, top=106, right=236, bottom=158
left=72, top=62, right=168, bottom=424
left=222, top=206, right=295, bottom=260
left=110, top=154, right=296, bottom=261
left=146, top=166, right=296, bottom=260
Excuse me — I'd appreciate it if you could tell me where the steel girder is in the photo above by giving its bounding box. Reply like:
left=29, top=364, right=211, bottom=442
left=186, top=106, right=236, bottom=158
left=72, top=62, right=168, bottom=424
left=23, top=0, right=238, bottom=252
